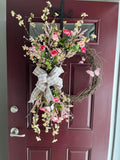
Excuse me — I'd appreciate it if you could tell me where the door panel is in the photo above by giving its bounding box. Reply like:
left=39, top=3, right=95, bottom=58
left=7, top=0, right=118, bottom=160
left=27, top=147, right=51, bottom=160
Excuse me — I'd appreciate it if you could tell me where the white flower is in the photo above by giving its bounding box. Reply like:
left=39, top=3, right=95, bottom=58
left=54, top=12, right=59, bottom=17
left=41, top=14, right=48, bottom=21
left=19, top=20, right=24, bottom=26
left=75, top=20, right=83, bottom=27
left=29, top=36, right=34, bottom=42
left=81, top=12, right=88, bottom=18
left=11, top=10, right=15, bottom=17
left=30, top=22, right=36, bottom=28
left=16, top=14, right=22, bottom=20
left=52, top=139, right=58, bottom=143
left=36, top=136, right=41, bottom=141
left=46, top=1, right=52, bottom=8
left=91, top=33, right=97, bottom=39
left=22, top=45, right=28, bottom=50
left=43, top=7, right=50, bottom=15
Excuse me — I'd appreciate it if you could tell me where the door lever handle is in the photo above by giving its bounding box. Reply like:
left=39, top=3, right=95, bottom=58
left=10, top=127, right=25, bottom=137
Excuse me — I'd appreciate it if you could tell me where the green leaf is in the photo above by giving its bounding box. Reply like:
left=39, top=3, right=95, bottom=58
left=52, top=57, right=58, bottom=66
left=41, top=52, right=45, bottom=57
left=45, top=60, right=52, bottom=70
left=59, top=37, right=67, bottom=46
left=54, top=90, right=60, bottom=96
left=56, top=103, right=62, bottom=111
left=45, top=61, right=50, bottom=66
left=51, top=89, right=60, bottom=96
left=48, top=66, right=52, bottom=69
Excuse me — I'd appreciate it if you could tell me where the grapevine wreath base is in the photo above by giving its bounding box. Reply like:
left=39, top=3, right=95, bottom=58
left=70, top=46, right=101, bottom=103
left=11, top=1, right=101, bottom=143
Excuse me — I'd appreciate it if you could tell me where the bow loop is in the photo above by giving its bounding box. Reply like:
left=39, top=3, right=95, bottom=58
left=29, top=66, right=64, bottom=104
left=36, top=81, right=46, bottom=92
left=33, top=66, right=46, bottom=77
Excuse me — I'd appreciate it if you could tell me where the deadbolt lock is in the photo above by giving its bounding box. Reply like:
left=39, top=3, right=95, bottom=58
left=10, top=105, right=18, bottom=113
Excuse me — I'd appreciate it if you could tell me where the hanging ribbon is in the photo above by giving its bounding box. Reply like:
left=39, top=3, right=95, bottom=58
left=29, top=66, right=64, bottom=104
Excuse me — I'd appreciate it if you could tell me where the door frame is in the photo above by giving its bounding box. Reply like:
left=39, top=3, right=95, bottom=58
left=0, top=1, right=119, bottom=160
left=107, top=2, right=120, bottom=160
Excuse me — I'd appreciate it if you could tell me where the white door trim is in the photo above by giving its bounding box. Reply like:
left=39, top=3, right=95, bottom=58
left=107, top=2, right=120, bottom=160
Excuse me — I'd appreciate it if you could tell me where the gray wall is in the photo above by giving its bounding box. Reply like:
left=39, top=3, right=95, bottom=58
left=0, top=0, right=8, bottom=159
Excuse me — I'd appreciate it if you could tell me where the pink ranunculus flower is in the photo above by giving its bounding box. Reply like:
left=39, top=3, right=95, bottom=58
left=79, top=41, right=85, bottom=48
left=63, top=29, right=71, bottom=36
left=50, top=49, right=58, bottom=56
left=40, top=45, right=46, bottom=51
left=53, top=97, right=59, bottom=103
left=62, top=115, right=68, bottom=119
left=81, top=47, right=86, bottom=53
left=52, top=32, right=59, bottom=41
left=40, top=107, right=46, bottom=112
left=52, top=117, right=58, bottom=123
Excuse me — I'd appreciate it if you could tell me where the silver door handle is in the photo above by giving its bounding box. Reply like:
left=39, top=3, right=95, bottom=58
left=10, top=127, right=25, bottom=137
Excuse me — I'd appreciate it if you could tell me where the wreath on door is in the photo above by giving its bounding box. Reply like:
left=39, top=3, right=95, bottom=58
left=11, top=1, right=101, bottom=143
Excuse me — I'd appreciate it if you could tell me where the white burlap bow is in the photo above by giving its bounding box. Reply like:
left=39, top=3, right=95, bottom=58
left=29, top=66, right=64, bottom=104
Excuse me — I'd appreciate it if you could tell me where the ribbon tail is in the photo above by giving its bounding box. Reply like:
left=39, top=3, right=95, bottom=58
left=28, top=87, right=40, bottom=104
left=45, top=86, right=54, bottom=103
left=54, top=77, right=63, bottom=90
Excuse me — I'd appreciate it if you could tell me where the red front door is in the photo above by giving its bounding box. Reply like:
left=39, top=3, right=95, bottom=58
left=7, top=1, right=118, bottom=160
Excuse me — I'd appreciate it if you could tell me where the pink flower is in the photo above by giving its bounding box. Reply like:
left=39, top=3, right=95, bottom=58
left=70, top=31, right=76, bottom=36
left=52, top=117, right=58, bottom=123
left=57, top=48, right=62, bottom=53
left=53, top=97, right=59, bottom=103
left=62, top=115, right=68, bottom=119
left=63, top=29, right=71, bottom=36
left=50, top=50, right=58, bottom=56
left=40, top=45, right=46, bottom=51
left=94, top=68, right=100, bottom=76
left=81, top=47, right=86, bottom=53
left=59, top=117, right=64, bottom=121
left=45, top=107, right=51, bottom=112
left=35, top=100, right=39, bottom=105
left=32, top=45, right=35, bottom=49
left=79, top=41, right=85, bottom=48
left=40, top=107, right=46, bottom=112
left=86, top=70, right=94, bottom=77
left=29, top=47, right=32, bottom=51
left=52, top=32, right=59, bottom=41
